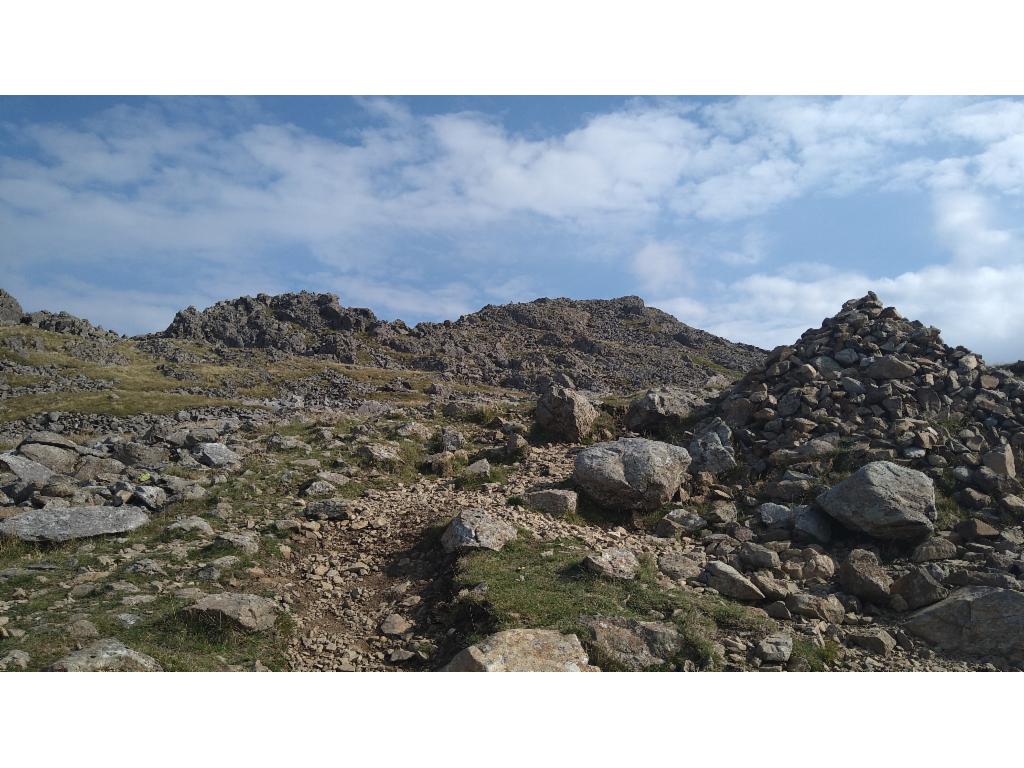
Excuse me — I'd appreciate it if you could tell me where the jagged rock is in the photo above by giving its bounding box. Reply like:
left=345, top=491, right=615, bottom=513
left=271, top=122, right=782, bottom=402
left=0, top=288, right=24, bottom=324
left=838, top=549, right=892, bottom=604
left=982, top=445, right=1016, bottom=478
left=703, top=561, right=765, bottom=601
left=892, top=566, right=948, bottom=610
left=574, top=437, right=691, bottom=512
left=758, top=502, right=795, bottom=529
left=182, top=592, right=280, bottom=632
left=193, top=442, right=240, bottom=468
left=786, top=593, right=845, bottom=624
left=688, top=418, right=737, bottom=475
left=848, top=628, right=897, bottom=656
left=0, top=505, right=150, bottom=542
left=756, top=632, right=794, bottom=663
left=441, top=508, right=516, bottom=553
left=817, top=461, right=936, bottom=541
left=655, top=508, right=707, bottom=538
left=357, top=443, right=401, bottom=468
left=580, top=616, right=683, bottom=670
left=657, top=551, right=704, bottom=581
left=793, top=505, right=832, bottom=544
left=534, top=386, right=598, bottom=442
left=217, top=531, right=260, bottom=555
left=131, top=485, right=168, bottom=510
left=865, top=355, right=917, bottom=379
left=626, top=387, right=703, bottom=435
left=50, top=638, right=163, bottom=671
left=738, top=541, right=781, bottom=571
left=303, top=499, right=355, bottom=521
left=903, top=587, right=1024, bottom=663
left=0, top=452, right=54, bottom=486
left=168, top=515, right=215, bottom=536
left=523, top=489, right=577, bottom=516
left=380, top=614, right=413, bottom=636
left=584, top=547, right=641, bottom=580
left=443, top=629, right=598, bottom=672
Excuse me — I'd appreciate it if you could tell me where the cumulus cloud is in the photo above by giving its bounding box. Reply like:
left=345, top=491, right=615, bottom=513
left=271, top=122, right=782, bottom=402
left=1, top=95, right=1024, bottom=358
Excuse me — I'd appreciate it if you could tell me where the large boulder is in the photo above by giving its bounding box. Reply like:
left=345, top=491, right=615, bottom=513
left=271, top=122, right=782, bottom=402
left=443, top=629, right=598, bottom=672
left=440, top=508, right=516, bottom=554
left=49, top=638, right=163, bottom=671
left=534, top=386, right=598, bottom=442
left=903, top=587, right=1024, bottom=663
left=625, top=387, right=703, bottom=435
left=0, top=452, right=54, bottom=486
left=816, top=461, right=936, bottom=541
left=574, top=437, right=691, bottom=511
left=0, top=505, right=150, bottom=543
left=193, top=442, right=240, bottom=468
left=580, top=616, right=683, bottom=670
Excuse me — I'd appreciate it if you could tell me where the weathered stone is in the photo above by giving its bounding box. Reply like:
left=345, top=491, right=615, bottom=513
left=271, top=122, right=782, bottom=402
left=217, top=531, right=260, bottom=555
left=0, top=505, right=150, bottom=543
left=443, top=629, right=598, bottom=672
left=581, top=616, right=683, bottom=670
left=703, top=561, right=765, bottom=601
left=584, top=547, right=640, bottom=580
left=574, top=437, right=691, bottom=512
left=817, top=461, right=936, bottom=541
left=903, top=587, right=1024, bottom=663
left=892, top=566, right=948, bottom=610
left=535, top=386, right=598, bottom=442
left=49, top=638, right=162, bottom=671
left=912, top=537, right=957, bottom=563
left=381, top=613, right=413, bottom=636
left=738, top=541, right=781, bottom=571
left=182, top=592, right=279, bottom=632
left=865, top=355, right=917, bottom=379
left=523, top=489, right=577, bottom=516
left=657, top=551, right=704, bottom=581
left=131, top=485, right=167, bottom=511
left=193, top=442, right=240, bottom=468
left=688, top=418, right=736, bottom=475
left=982, top=445, right=1016, bottom=478
left=655, top=508, right=707, bottom=538
left=756, top=632, right=793, bottom=663
left=793, top=505, right=832, bottom=544
left=303, top=498, right=355, bottom=521
left=0, top=452, right=54, bottom=486
left=625, top=387, right=701, bottom=435
left=786, top=592, right=845, bottom=624
left=18, top=443, right=78, bottom=474
left=441, top=508, right=516, bottom=553
left=838, top=549, right=892, bottom=604
left=848, top=628, right=897, bottom=656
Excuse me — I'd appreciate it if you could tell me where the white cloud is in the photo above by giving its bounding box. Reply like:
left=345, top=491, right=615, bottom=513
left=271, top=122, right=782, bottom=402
left=629, top=241, right=691, bottom=293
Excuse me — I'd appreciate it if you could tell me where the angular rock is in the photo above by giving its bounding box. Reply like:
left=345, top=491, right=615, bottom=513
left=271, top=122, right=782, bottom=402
left=655, top=508, right=707, bottom=539
left=574, top=437, right=691, bottom=512
left=0, top=452, right=54, bottom=486
left=0, top=505, right=150, bottom=543
left=786, top=592, right=845, bottom=624
left=441, top=508, right=516, bottom=554
left=912, top=537, right=957, bottom=563
left=443, top=629, right=598, bottom=672
left=903, top=587, right=1024, bottom=663
left=688, top=418, right=737, bottom=475
left=816, top=461, right=936, bottom=541
left=182, top=592, right=279, bottom=632
left=838, top=549, right=893, bottom=604
left=738, top=541, right=781, bottom=571
left=703, top=561, right=765, bottom=601
left=625, top=387, right=701, bottom=435
left=892, top=566, right=948, bottom=610
left=168, top=515, right=215, bottom=537
left=756, top=632, right=794, bottom=663
left=580, top=616, right=683, bottom=670
left=982, top=445, right=1016, bottom=478
left=793, top=505, right=832, bottom=544
left=848, top=628, right=897, bottom=656
left=49, top=638, right=162, bottom=672
left=193, top=442, right=240, bottom=468
left=523, top=489, right=577, bottom=516
left=657, top=551, right=704, bottom=581
left=535, top=386, right=598, bottom=442
left=18, top=443, right=78, bottom=474
left=584, top=547, right=641, bottom=580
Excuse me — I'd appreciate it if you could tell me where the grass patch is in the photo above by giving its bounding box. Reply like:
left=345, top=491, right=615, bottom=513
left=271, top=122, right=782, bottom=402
left=453, top=535, right=769, bottom=670
left=790, top=637, right=842, bottom=671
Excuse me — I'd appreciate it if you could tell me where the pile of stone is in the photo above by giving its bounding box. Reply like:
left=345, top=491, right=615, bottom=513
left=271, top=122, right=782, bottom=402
left=701, top=292, right=1023, bottom=518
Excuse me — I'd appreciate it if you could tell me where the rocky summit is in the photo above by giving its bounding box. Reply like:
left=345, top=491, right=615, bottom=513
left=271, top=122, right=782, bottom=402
left=1, top=285, right=1023, bottom=672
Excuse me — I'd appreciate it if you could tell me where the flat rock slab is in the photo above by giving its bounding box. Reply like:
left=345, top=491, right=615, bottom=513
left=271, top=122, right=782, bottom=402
left=182, top=592, right=280, bottom=632
left=0, top=451, right=54, bottom=485
left=50, top=638, right=163, bottom=671
left=0, top=505, right=150, bottom=543
left=193, top=442, right=240, bottom=467
left=443, top=629, right=599, bottom=672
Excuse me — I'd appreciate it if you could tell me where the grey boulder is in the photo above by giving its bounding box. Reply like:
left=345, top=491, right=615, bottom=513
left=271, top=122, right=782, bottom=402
left=441, top=508, right=516, bottom=554
left=443, top=629, right=598, bottom=672
left=0, top=505, right=150, bottom=543
left=49, top=638, right=163, bottom=672
left=574, top=437, right=691, bottom=511
left=182, top=592, right=280, bottom=632
left=816, top=461, right=936, bottom=541
left=903, top=587, right=1024, bottom=663
left=535, top=386, right=598, bottom=442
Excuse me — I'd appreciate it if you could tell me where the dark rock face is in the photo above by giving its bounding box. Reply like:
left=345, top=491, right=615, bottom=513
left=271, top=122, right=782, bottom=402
left=0, top=288, right=24, bottom=324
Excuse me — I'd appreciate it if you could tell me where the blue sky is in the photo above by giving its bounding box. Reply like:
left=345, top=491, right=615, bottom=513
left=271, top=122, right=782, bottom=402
left=2, top=96, right=1024, bottom=360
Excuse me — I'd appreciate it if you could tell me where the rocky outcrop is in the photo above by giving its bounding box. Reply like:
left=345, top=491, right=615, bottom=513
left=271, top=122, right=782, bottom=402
left=0, top=288, right=23, bottom=324
left=574, top=437, right=691, bottom=511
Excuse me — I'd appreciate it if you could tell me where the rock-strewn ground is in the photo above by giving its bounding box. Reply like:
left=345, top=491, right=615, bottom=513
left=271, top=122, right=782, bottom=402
left=2, top=287, right=1022, bottom=672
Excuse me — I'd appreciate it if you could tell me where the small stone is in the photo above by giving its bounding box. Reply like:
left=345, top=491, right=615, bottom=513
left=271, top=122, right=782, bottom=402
left=381, top=613, right=413, bottom=636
